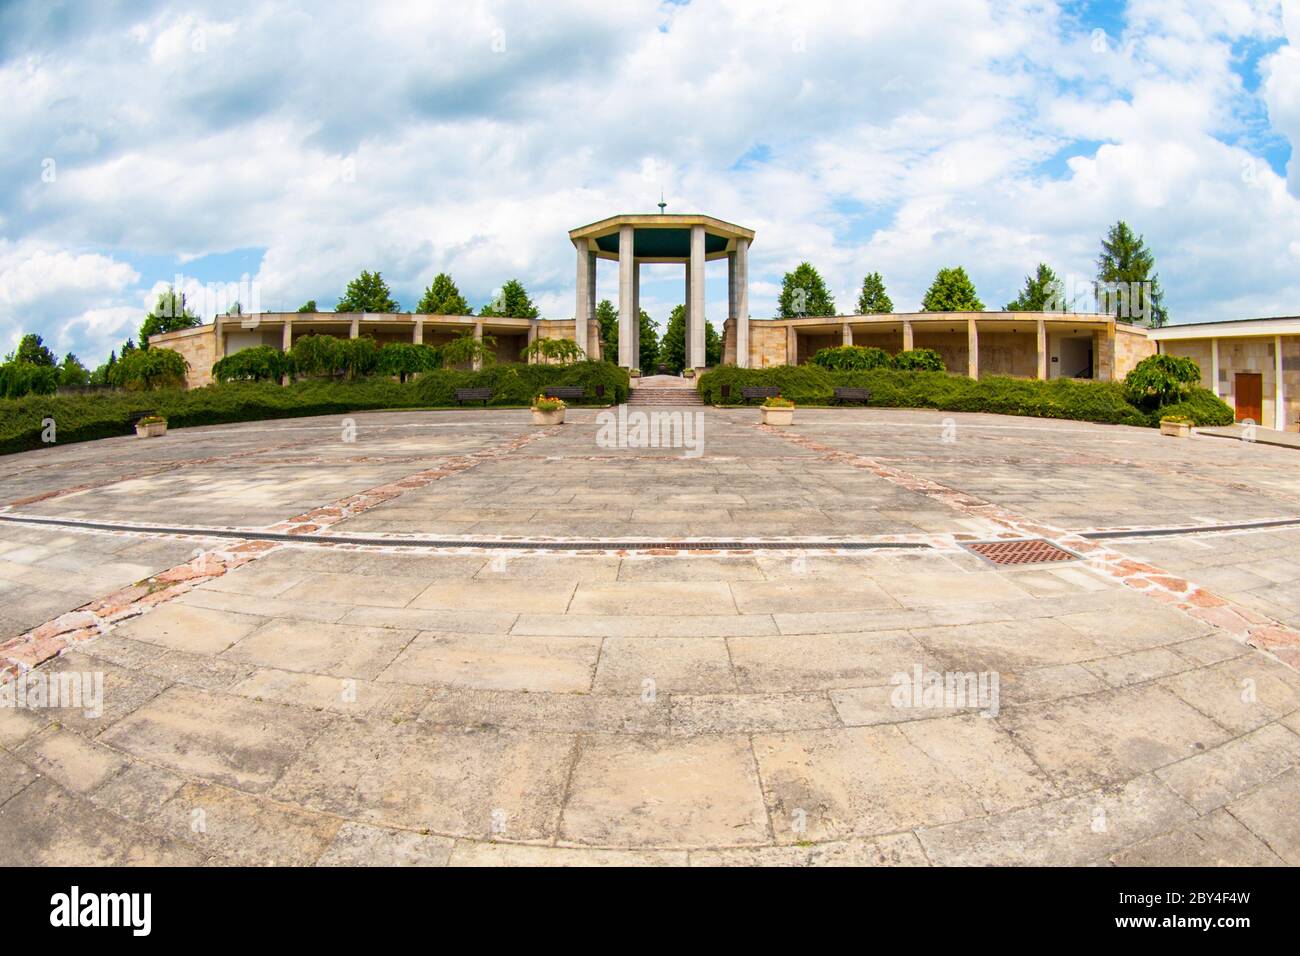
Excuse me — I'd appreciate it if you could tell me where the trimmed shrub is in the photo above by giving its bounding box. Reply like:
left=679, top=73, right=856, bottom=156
left=1154, top=388, right=1234, bottom=427
left=521, top=337, right=586, bottom=364
left=695, top=365, right=1235, bottom=428
left=1123, top=354, right=1202, bottom=409
left=213, top=346, right=290, bottom=383
left=891, top=348, right=946, bottom=372
left=338, top=336, right=379, bottom=380
left=0, top=361, right=60, bottom=399
left=0, top=360, right=630, bottom=455
left=811, top=345, right=891, bottom=371
left=112, top=348, right=189, bottom=390
left=696, top=364, right=837, bottom=406
left=441, top=333, right=496, bottom=369
left=289, top=334, right=344, bottom=377
left=376, top=343, right=440, bottom=382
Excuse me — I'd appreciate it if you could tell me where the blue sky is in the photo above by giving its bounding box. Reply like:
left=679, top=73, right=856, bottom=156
left=5, top=0, right=1300, bottom=365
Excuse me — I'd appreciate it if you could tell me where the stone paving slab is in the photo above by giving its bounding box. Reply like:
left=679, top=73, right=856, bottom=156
left=3, top=407, right=1300, bottom=865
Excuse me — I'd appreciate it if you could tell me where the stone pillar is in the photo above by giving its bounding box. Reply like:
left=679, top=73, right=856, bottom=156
left=413, top=319, right=424, bottom=345
left=473, top=320, right=484, bottom=371
left=1276, top=335, right=1286, bottom=431
left=787, top=325, right=798, bottom=366
left=683, top=259, right=692, bottom=371
left=632, top=261, right=641, bottom=370
left=215, top=317, right=227, bottom=360
left=841, top=322, right=853, bottom=346
left=734, top=238, right=749, bottom=368
left=727, top=253, right=737, bottom=324
left=967, top=316, right=979, bottom=379
left=617, top=226, right=635, bottom=368
left=281, top=318, right=293, bottom=386
left=902, top=319, right=913, bottom=351
left=689, top=224, right=705, bottom=369
left=527, top=319, right=539, bottom=364
left=1211, top=338, right=1220, bottom=396
left=574, top=238, right=594, bottom=361
left=1099, top=325, right=1116, bottom=381
left=349, top=316, right=360, bottom=339
left=1036, top=318, right=1047, bottom=380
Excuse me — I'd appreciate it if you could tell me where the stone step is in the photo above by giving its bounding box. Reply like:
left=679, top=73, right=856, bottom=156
left=627, top=387, right=705, bottom=406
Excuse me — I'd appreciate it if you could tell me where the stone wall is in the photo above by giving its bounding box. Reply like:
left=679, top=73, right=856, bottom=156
left=911, top=330, right=969, bottom=376
left=1114, top=325, right=1156, bottom=379
left=153, top=326, right=218, bottom=388
left=748, top=322, right=790, bottom=367
left=979, top=331, right=1038, bottom=378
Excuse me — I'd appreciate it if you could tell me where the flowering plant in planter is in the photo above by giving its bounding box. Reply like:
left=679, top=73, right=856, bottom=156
left=760, top=396, right=795, bottom=426
left=1159, top=414, right=1193, bottom=438
left=682, top=368, right=696, bottom=379
left=135, top=415, right=168, bottom=438
left=531, top=395, right=566, bottom=425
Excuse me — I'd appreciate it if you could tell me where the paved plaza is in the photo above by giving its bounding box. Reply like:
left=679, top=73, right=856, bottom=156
left=2, top=406, right=1300, bottom=865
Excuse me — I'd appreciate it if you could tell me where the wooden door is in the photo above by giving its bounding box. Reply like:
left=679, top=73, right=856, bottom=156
left=1235, top=372, right=1263, bottom=423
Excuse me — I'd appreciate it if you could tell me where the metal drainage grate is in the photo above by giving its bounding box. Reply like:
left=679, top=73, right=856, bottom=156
left=963, top=538, right=1078, bottom=566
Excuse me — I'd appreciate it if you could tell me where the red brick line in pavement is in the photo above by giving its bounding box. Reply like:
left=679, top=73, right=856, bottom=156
left=0, top=424, right=561, bottom=684
left=759, top=423, right=1300, bottom=671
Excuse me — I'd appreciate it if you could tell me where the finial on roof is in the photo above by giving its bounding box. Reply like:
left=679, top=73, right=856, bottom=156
left=658, top=191, right=667, bottom=214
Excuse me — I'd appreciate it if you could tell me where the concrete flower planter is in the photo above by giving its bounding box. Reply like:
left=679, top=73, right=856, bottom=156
left=532, top=407, right=565, bottom=426
left=761, top=406, right=794, bottom=426
left=135, top=421, right=168, bottom=438
left=1159, top=420, right=1192, bottom=438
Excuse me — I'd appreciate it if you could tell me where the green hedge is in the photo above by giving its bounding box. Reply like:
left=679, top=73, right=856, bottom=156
left=695, top=365, right=1233, bottom=428
left=0, top=362, right=628, bottom=456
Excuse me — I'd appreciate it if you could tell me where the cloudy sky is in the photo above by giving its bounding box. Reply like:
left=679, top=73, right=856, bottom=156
left=4, top=0, right=1300, bottom=365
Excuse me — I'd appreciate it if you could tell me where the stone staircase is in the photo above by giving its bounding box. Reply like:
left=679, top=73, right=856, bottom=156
left=627, top=385, right=705, bottom=406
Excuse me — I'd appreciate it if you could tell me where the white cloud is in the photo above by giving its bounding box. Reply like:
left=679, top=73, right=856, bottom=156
left=2, top=0, right=1300, bottom=365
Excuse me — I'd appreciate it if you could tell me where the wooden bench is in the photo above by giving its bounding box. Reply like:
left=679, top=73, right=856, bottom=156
left=740, top=386, right=780, bottom=404
left=832, top=387, right=872, bottom=406
left=543, top=386, right=586, bottom=401
left=454, top=387, right=492, bottom=407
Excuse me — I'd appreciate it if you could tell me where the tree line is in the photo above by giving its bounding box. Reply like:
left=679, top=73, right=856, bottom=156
left=774, top=220, right=1168, bottom=326
left=2, top=219, right=1167, bottom=399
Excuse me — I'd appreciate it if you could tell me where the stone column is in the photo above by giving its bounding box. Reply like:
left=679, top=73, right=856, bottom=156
left=1099, top=325, right=1116, bottom=381
left=632, top=261, right=641, bottom=370
left=349, top=316, right=360, bottom=339
left=616, top=226, right=635, bottom=368
left=727, top=253, right=737, bottom=324
left=1211, top=338, right=1220, bottom=397
left=902, top=318, right=914, bottom=351
left=787, top=325, right=798, bottom=366
left=1036, top=318, right=1047, bottom=380
left=574, top=238, right=594, bottom=361
left=683, top=259, right=692, bottom=372
left=281, top=318, right=293, bottom=386
left=473, top=320, right=484, bottom=371
left=1276, top=334, right=1286, bottom=431
left=413, top=319, right=424, bottom=345
left=967, top=316, right=979, bottom=379
left=734, top=238, right=749, bottom=368
left=689, top=224, right=705, bottom=369
left=841, top=322, right=853, bottom=346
